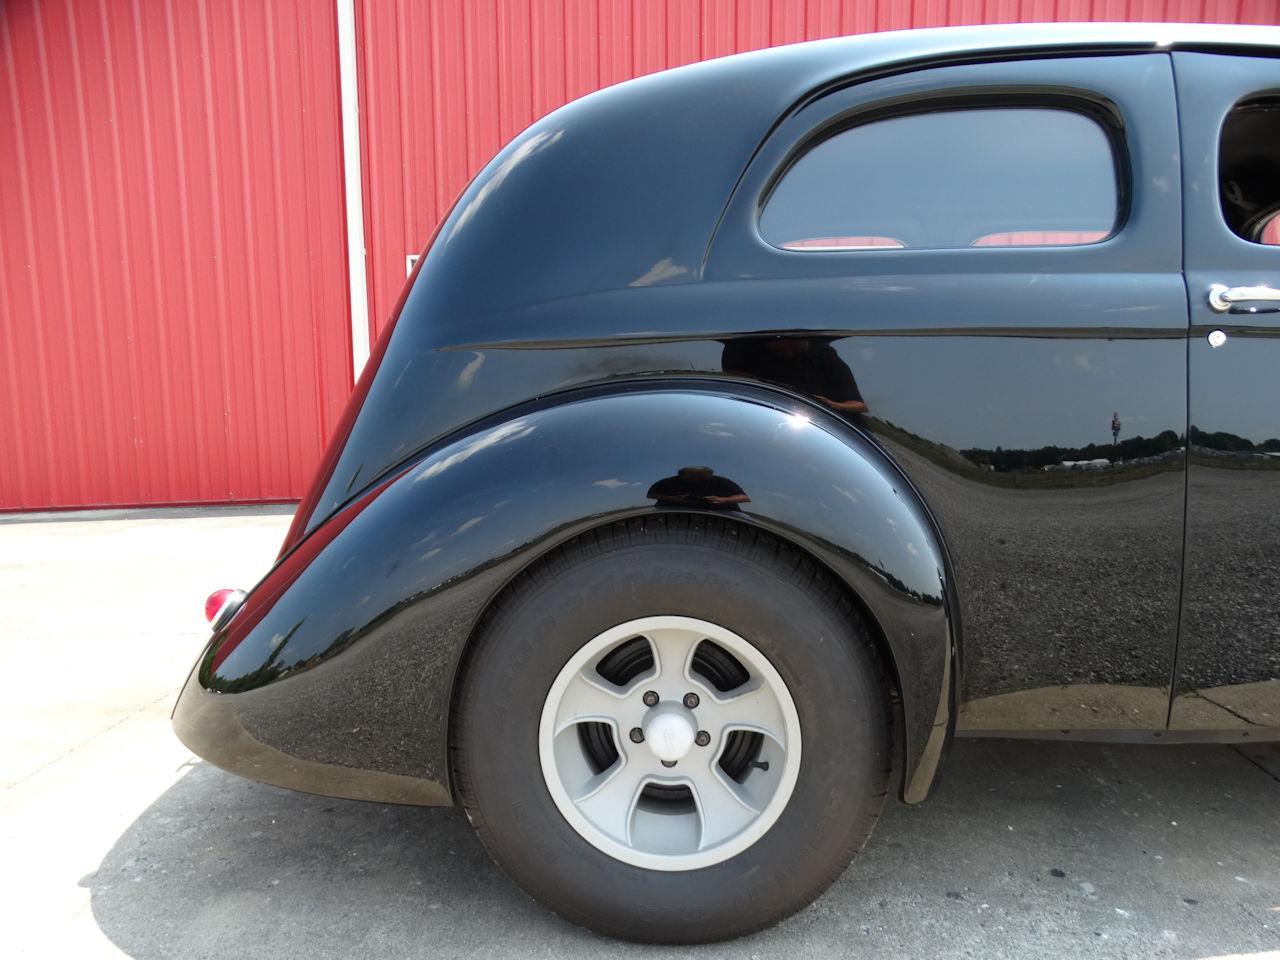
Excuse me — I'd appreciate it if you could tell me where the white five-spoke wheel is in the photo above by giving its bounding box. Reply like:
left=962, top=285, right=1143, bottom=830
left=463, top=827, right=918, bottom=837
left=539, top=616, right=801, bottom=870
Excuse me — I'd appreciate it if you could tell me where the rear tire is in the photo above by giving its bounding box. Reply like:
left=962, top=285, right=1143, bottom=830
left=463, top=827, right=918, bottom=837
left=451, top=515, right=890, bottom=943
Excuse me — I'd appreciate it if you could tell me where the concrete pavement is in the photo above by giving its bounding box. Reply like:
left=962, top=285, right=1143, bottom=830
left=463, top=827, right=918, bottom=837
left=2, top=507, right=1278, bottom=959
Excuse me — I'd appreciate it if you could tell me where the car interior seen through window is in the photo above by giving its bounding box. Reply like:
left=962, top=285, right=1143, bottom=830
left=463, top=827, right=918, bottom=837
left=1220, top=97, right=1280, bottom=245
left=760, top=106, right=1120, bottom=251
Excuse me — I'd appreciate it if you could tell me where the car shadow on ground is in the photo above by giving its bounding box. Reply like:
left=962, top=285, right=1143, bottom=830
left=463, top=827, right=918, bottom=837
left=84, top=739, right=1280, bottom=960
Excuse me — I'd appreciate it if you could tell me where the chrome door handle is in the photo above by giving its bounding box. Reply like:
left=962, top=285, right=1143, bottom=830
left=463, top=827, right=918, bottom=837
left=1208, top=283, right=1280, bottom=313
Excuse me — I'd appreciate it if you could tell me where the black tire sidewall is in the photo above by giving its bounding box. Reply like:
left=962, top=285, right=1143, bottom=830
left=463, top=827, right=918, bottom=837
left=455, top=535, right=888, bottom=942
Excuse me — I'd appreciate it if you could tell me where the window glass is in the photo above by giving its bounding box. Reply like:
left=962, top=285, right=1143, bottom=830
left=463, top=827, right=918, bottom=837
left=1220, top=97, right=1280, bottom=245
left=760, top=107, right=1120, bottom=251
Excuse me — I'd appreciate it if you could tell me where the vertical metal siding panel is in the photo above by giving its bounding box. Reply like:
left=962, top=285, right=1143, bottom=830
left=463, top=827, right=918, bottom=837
left=1019, top=0, right=1054, bottom=21
left=914, top=0, right=951, bottom=28
left=1088, top=0, right=1129, bottom=20
left=464, top=1, right=502, bottom=175
left=666, top=0, right=702, bottom=65
left=530, top=0, right=568, bottom=115
left=1165, top=0, right=1203, bottom=20
left=432, top=0, right=473, bottom=267
left=228, top=0, right=278, bottom=497
left=164, top=0, right=220, bottom=502
left=252, top=0, right=292, bottom=498
left=295, top=1, right=355, bottom=495
left=1055, top=0, right=1092, bottom=20
left=944, top=0, right=983, bottom=26
left=702, top=0, right=738, bottom=57
left=842, top=0, right=877, bottom=33
left=115, top=0, right=183, bottom=503
left=634, top=0, right=667, bottom=76
left=772, top=0, right=807, bottom=44
left=877, top=1, right=913, bottom=30
left=198, top=0, right=249, bottom=500
left=402, top=0, right=436, bottom=246
left=1241, top=0, right=1280, bottom=21
left=598, top=0, right=633, bottom=88
left=138, top=0, right=205, bottom=503
left=27, top=1, right=93, bottom=506
left=0, top=0, right=351, bottom=509
left=806, top=0, right=843, bottom=39
left=254, top=0, right=299, bottom=498
left=1200, top=0, right=1239, bottom=19
left=498, top=0, right=535, bottom=141
left=65, top=0, right=132, bottom=505
left=563, top=0, right=600, bottom=101
left=0, top=9, right=51, bottom=508
left=92, top=0, right=158, bottom=502
left=737, top=0, right=771, bottom=51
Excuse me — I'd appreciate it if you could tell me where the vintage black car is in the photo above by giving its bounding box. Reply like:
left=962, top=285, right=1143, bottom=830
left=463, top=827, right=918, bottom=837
left=175, top=23, right=1280, bottom=942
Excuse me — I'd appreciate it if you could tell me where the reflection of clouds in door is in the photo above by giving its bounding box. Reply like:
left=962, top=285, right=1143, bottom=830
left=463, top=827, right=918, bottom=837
left=1061, top=352, right=1118, bottom=375
left=456, top=351, right=485, bottom=390
left=629, top=257, right=690, bottom=287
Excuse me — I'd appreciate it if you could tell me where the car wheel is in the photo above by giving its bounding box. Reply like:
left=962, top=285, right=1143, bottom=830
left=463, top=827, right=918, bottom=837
left=451, top=515, right=891, bottom=943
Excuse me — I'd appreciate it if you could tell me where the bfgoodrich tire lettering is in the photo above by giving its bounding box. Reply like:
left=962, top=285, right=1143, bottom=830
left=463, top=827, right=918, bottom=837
left=451, top=515, right=891, bottom=943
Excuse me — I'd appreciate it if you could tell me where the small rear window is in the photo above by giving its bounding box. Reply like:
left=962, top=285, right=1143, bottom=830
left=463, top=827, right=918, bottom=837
left=760, top=106, right=1120, bottom=252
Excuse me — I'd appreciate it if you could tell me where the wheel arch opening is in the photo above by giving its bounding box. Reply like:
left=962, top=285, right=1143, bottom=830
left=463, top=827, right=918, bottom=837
left=445, top=511, right=912, bottom=806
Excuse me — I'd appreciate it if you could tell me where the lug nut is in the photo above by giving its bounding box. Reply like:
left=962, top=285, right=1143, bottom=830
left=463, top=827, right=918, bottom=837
left=629, top=727, right=644, bottom=744
left=683, top=692, right=700, bottom=709
left=695, top=730, right=711, bottom=747
left=642, top=690, right=659, bottom=707
left=661, top=760, right=677, bottom=768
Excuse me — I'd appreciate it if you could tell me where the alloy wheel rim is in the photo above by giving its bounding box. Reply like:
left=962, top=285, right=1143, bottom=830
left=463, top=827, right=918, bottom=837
left=538, top=615, right=802, bottom=870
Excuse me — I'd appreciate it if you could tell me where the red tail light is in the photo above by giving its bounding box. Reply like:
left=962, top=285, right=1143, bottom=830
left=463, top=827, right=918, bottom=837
left=205, top=588, right=245, bottom=626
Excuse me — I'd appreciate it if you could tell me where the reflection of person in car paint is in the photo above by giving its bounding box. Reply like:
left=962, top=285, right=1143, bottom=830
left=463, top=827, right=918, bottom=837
left=647, top=467, right=750, bottom=511
left=721, top=336, right=868, bottom=414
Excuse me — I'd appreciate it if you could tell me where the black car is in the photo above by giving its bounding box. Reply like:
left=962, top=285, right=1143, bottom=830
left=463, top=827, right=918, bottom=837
left=176, top=23, right=1280, bottom=943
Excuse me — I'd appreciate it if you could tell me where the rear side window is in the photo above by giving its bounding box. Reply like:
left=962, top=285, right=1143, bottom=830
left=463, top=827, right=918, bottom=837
left=759, top=107, right=1120, bottom=251
left=1220, top=97, right=1280, bottom=246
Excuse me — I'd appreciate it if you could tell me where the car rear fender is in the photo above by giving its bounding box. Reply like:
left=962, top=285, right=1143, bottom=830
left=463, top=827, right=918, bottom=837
left=174, top=382, right=955, bottom=804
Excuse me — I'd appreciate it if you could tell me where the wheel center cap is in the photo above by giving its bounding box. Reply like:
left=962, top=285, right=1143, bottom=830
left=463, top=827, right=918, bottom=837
left=642, top=704, right=696, bottom=762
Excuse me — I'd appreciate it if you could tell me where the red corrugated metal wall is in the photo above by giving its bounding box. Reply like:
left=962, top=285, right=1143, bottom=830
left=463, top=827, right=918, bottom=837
left=355, top=0, right=1280, bottom=337
left=0, top=0, right=353, bottom=510
left=4, top=2, right=1279, bottom=510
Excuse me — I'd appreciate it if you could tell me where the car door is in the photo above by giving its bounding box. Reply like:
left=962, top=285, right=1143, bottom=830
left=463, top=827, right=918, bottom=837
left=707, top=53, right=1189, bottom=732
left=1171, top=52, right=1280, bottom=732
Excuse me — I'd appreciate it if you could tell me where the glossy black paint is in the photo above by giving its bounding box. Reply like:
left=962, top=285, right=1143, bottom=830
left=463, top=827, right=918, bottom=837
left=1171, top=51, right=1280, bottom=731
left=714, top=51, right=1190, bottom=732
left=178, top=385, right=952, bottom=803
left=175, top=24, right=1280, bottom=809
